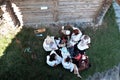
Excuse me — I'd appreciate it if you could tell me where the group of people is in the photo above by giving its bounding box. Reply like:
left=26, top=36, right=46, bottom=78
left=43, top=25, right=91, bottom=78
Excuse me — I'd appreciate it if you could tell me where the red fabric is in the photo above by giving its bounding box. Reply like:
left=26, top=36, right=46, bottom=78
left=74, top=54, right=82, bottom=61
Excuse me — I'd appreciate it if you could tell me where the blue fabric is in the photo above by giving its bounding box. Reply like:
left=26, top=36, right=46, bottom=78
left=67, top=46, right=74, bottom=57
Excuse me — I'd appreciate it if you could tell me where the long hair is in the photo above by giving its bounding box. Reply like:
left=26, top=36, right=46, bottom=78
left=83, top=35, right=89, bottom=40
left=49, top=53, right=56, bottom=61
left=65, top=56, right=71, bottom=62
left=73, top=29, right=79, bottom=35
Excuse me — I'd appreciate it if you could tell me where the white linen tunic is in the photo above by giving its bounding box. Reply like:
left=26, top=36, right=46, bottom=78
left=77, top=35, right=91, bottom=50
left=43, top=36, right=58, bottom=51
left=60, top=47, right=70, bottom=58
left=62, top=58, right=74, bottom=72
left=46, top=50, right=62, bottom=67
left=69, top=27, right=82, bottom=46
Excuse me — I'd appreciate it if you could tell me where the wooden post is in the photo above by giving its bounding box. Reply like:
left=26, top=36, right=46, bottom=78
left=53, top=0, right=59, bottom=22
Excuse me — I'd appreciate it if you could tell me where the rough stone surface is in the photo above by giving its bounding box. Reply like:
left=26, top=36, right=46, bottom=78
left=113, top=1, right=120, bottom=31
left=86, top=63, right=120, bottom=80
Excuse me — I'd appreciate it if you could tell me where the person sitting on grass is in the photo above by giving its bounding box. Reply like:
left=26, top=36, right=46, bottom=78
left=68, top=27, right=82, bottom=47
left=74, top=35, right=91, bottom=55
left=54, top=36, right=67, bottom=48
left=67, top=27, right=82, bottom=57
left=60, top=47, right=70, bottom=58
left=43, top=35, right=58, bottom=51
left=62, top=56, right=82, bottom=78
left=72, top=53, right=91, bottom=71
left=59, top=25, right=73, bottom=41
left=46, top=50, right=62, bottom=67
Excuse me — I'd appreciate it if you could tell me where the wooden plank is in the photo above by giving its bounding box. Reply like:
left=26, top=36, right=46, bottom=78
left=59, top=11, right=96, bottom=15
left=59, top=2, right=87, bottom=6
left=22, top=12, right=53, bottom=19
left=23, top=17, right=54, bottom=21
left=22, top=12, right=53, bottom=17
left=59, top=14, right=94, bottom=19
left=17, top=4, right=53, bottom=9
left=23, top=18, right=54, bottom=23
left=14, top=1, right=54, bottom=6
left=59, top=1, right=102, bottom=6
left=20, top=8, right=52, bottom=13
left=58, top=17, right=93, bottom=22
left=23, top=15, right=53, bottom=20
left=58, top=8, right=98, bottom=13
left=12, top=0, right=54, bottom=3
left=59, top=0, right=76, bottom=1
left=59, top=0, right=102, bottom=2
left=58, top=4, right=100, bottom=9
left=75, top=4, right=101, bottom=8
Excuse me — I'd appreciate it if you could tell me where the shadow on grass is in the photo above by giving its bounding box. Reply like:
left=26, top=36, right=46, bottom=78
left=0, top=5, right=120, bottom=80
left=0, top=27, right=75, bottom=80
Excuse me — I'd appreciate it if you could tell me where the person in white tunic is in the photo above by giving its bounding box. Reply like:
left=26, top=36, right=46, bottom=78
left=43, top=36, right=58, bottom=51
left=46, top=50, right=62, bottom=67
left=69, top=27, right=82, bottom=47
left=62, top=56, right=82, bottom=78
left=74, top=35, right=91, bottom=54
left=60, top=47, right=70, bottom=58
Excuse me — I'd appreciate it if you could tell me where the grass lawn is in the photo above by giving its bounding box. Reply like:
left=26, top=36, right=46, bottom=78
left=0, top=5, right=120, bottom=80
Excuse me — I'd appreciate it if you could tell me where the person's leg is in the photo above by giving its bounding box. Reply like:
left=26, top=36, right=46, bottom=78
left=67, top=46, right=74, bottom=57
left=73, top=64, right=82, bottom=78
left=73, top=44, right=80, bottom=56
left=72, top=58, right=79, bottom=67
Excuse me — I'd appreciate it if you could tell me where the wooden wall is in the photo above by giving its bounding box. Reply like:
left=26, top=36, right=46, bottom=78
left=11, top=0, right=105, bottom=26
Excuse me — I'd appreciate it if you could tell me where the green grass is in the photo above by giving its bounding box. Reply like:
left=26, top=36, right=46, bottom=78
left=0, top=5, right=120, bottom=80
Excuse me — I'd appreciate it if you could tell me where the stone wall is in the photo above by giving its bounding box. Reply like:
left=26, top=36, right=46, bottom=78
left=86, top=63, right=120, bottom=80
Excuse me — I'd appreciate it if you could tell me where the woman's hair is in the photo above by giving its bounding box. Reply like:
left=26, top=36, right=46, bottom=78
left=49, top=53, right=56, bottom=61
left=84, top=35, right=89, bottom=40
left=65, top=56, right=71, bottom=62
left=46, top=36, right=53, bottom=44
left=73, top=29, right=79, bottom=35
